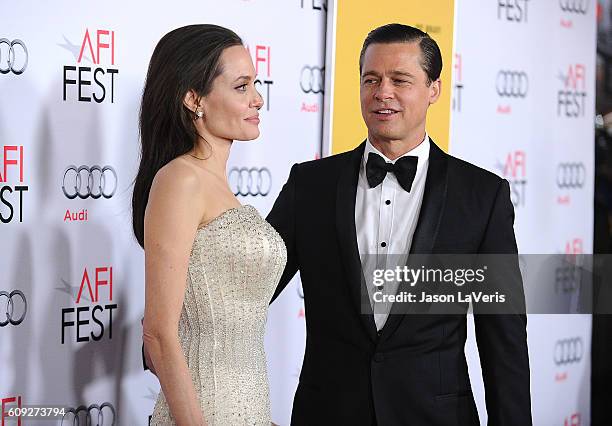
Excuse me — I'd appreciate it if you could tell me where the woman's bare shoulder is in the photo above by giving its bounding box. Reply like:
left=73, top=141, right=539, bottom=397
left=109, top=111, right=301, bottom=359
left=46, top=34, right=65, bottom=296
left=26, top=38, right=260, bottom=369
left=152, top=156, right=205, bottom=196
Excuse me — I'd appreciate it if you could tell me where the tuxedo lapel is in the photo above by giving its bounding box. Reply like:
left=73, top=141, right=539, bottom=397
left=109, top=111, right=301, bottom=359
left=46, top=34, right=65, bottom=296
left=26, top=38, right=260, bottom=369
left=409, top=140, right=449, bottom=255
left=379, top=139, right=449, bottom=341
left=336, top=141, right=378, bottom=342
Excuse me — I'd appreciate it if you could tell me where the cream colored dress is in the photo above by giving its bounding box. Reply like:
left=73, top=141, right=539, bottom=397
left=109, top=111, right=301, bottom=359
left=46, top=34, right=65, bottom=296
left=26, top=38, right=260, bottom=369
left=150, top=205, right=287, bottom=425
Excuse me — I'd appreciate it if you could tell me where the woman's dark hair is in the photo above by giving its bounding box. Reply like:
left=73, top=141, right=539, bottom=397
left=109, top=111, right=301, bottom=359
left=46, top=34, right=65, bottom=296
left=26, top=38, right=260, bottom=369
left=359, top=23, right=442, bottom=86
left=132, top=24, right=243, bottom=248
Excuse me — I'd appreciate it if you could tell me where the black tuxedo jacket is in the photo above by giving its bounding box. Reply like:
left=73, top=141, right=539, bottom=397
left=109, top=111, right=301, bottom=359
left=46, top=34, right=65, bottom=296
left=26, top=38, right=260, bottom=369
left=267, top=140, right=532, bottom=426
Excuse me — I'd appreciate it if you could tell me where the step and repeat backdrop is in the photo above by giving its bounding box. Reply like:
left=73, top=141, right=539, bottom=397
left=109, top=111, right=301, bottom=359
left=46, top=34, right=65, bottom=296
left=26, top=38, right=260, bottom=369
left=324, top=0, right=595, bottom=425
left=0, top=1, right=324, bottom=425
left=0, top=0, right=596, bottom=425
left=450, top=1, right=595, bottom=425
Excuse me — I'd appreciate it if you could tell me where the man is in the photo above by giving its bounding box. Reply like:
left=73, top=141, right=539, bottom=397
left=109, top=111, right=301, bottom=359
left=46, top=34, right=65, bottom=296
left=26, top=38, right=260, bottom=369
left=267, top=24, right=532, bottom=425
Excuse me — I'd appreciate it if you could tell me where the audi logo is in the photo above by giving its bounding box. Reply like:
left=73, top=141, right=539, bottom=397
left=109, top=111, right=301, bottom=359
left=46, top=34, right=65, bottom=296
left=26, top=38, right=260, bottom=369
left=0, top=39, right=27, bottom=75
left=554, top=337, right=584, bottom=365
left=228, top=167, right=271, bottom=197
left=61, top=403, right=116, bottom=426
left=0, top=290, right=27, bottom=327
left=557, top=163, right=586, bottom=189
left=496, top=71, right=529, bottom=98
left=560, top=0, right=589, bottom=14
left=62, top=165, right=117, bottom=199
left=300, top=65, right=324, bottom=94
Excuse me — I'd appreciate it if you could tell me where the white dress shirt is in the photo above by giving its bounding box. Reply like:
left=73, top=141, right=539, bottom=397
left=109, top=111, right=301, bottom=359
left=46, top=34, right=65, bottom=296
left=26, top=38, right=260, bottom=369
left=355, top=134, right=430, bottom=330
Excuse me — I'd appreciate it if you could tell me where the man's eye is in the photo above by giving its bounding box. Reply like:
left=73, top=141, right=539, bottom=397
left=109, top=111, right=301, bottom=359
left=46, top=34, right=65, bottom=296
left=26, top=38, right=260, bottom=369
left=236, top=84, right=247, bottom=91
left=364, top=79, right=377, bottom=84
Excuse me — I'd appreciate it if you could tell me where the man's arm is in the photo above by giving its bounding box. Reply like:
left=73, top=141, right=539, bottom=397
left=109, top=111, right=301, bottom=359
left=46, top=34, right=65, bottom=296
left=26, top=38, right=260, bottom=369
left=474, top=179, right=532, bottom=426
left=267, top=163, right=300, bottom=303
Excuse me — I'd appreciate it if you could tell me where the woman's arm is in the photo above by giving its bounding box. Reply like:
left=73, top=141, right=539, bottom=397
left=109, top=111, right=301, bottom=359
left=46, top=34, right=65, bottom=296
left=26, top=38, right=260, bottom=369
left=143, top=162, right=206, bottom=426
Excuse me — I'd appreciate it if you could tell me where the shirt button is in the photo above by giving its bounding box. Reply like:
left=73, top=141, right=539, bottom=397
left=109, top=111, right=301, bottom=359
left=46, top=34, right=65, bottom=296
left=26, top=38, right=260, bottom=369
left=385, top=200, right=391, bottom=205
left=381, top=242, right=387, bottom=248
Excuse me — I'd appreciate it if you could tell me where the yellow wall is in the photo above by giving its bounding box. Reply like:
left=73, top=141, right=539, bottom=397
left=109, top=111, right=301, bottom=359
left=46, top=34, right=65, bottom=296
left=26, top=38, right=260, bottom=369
left=331, top=0, right=455, bottom=154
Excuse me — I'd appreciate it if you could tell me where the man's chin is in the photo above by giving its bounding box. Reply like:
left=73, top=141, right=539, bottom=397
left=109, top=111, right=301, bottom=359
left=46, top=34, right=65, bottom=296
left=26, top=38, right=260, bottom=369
left=368, top=128, right=404, bottom=143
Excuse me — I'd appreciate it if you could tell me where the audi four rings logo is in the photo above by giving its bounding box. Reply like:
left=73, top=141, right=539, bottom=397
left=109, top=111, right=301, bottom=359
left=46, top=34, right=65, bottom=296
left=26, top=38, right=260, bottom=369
left=554, top=338, right=584, bottom=365
left=61, top=403, right=116, bottom=426
left=496, top=71, right=529, bottom=98
left=300, top=66, right=324, bottom=94
left=62, top=165, right=117, bottom=199
left=0, top=290, right=27, bottom=327
left=557, top=163, right=586, bottom=189
left=0, top=39, right=28, bottom=75
left=228, top=167, right=271, bottom=196
left=560, top=0, right=589, bottom=14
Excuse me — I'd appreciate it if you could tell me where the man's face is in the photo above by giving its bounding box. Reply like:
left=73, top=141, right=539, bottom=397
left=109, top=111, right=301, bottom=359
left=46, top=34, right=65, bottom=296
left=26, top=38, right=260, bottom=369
left=360, top=42, right=440, bottom=143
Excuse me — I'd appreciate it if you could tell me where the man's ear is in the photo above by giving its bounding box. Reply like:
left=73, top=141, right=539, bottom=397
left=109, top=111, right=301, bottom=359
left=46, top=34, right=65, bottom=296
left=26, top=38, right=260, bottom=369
left=429, top=79, right=442, bottom=105
left=183, top=89, right=201, bottom=112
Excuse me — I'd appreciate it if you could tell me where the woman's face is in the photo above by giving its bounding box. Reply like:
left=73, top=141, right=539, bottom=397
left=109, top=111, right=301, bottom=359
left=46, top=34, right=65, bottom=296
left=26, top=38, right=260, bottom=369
left=198, top=45, right=264, bottom=142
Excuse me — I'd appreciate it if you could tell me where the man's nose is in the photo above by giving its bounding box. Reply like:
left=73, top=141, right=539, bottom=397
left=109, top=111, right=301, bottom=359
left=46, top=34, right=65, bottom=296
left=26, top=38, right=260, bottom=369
left=374, top=79, right=394, bottom=101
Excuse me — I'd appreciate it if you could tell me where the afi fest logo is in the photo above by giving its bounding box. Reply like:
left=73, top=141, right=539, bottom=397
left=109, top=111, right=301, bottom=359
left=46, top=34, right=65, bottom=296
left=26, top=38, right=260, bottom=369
left=0, top=146, right=28, bottom=224
left=246, top=44, right=272, bottom=111
left=498, top=0, right=530, bottom=23
left=300, top=0, right=327, bottom=11
left=60, top=266, right=118, bottom=344
left=554, top=238, right=585, bottom=296
left=453, top=54, right=463, bottom=112
left=563, top=413, right=581, bottom=426
left=62, top=29, right=118, bottom=103
left=565, top=237, right=583, bottom=255
left=496, top=150, right=527, bottom=208
left=558, top=64, right=587, bottom=118
left=1, top=396, right=23, bottom=426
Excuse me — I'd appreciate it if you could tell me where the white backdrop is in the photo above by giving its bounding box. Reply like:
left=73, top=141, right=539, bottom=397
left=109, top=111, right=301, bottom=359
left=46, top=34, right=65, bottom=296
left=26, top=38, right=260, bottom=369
left=0, top=1, right=597, bottom=425
left=0, top=1, right=323, bottom=425
left=450, top=0, right=596, bottom=424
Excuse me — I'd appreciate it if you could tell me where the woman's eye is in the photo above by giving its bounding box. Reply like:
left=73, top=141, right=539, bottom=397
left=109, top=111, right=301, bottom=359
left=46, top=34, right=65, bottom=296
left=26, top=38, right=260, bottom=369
left=236, top=84, right=247, bottom=91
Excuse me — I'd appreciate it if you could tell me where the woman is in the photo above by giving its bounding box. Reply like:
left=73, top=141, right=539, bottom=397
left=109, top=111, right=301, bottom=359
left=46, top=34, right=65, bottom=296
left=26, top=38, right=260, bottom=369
left=132, top=25, right=287, bottom=425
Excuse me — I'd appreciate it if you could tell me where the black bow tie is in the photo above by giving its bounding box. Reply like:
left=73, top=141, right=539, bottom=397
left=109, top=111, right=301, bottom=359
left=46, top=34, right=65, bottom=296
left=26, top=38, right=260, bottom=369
left=366, top=152, right=418, bottom=192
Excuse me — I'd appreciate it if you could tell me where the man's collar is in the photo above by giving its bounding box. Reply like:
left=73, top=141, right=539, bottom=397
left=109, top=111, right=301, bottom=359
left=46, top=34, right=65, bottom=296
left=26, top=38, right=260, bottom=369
left=363, top=133, right=430, bottom=169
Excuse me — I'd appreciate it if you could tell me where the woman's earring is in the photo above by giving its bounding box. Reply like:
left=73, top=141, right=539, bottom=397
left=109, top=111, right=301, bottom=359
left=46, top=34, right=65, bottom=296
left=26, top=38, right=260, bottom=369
left=195, top=108, right=204, bottom=119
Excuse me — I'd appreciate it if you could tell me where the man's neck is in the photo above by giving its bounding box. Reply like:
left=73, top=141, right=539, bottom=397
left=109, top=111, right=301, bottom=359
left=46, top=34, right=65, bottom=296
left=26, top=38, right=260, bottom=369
left=368, top=131, right=426, bottom=161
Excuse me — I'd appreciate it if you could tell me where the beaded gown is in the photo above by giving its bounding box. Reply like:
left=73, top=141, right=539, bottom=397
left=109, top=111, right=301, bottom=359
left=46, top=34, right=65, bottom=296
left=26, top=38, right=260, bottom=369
left=150, top=205, right=287, bottom=425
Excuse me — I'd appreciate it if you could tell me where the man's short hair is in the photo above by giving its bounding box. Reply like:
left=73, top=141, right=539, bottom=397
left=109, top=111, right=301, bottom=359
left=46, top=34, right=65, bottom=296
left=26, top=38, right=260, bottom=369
left=359, top=23, right=443, bottom=86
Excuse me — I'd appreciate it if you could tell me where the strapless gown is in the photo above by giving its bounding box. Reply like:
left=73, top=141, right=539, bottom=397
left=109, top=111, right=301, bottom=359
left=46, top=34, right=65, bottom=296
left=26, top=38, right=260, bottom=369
left=150, top=205, right=287, bottom=425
